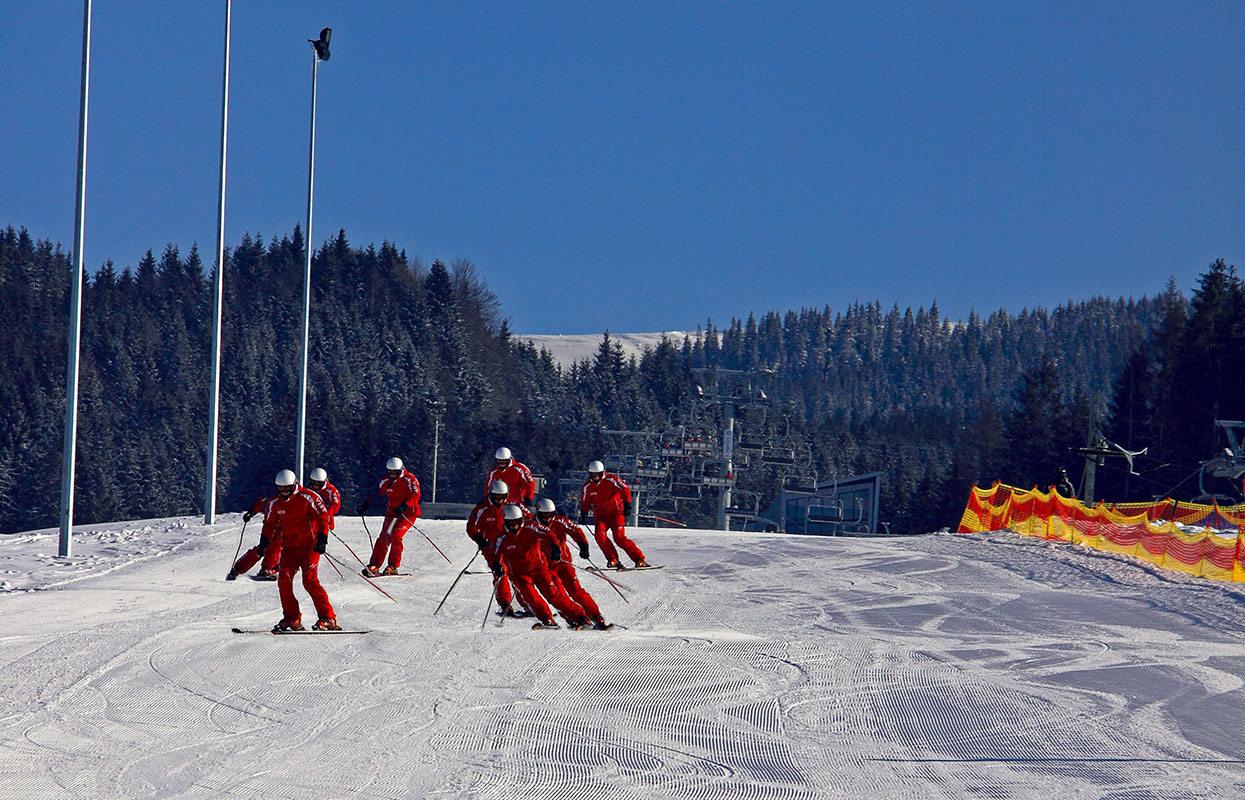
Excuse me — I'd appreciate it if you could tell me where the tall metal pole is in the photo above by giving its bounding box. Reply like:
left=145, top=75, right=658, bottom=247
left=431, top=417, right=440, bottom=503
left=59, top=0, right=92, bottom=557
left=295, top=49, right=320, bottom=483
left=717, top=403, right=734, bottom=530
left=204, top=0, right=232, bottom=524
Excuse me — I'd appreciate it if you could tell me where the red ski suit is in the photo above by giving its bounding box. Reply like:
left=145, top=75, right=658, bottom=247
left=233, top=495, right=282, bottom=575
left=484, top=460, right=536, bottom=506
left=466, top=500, right=513, bottom=607
left=543, top=513, right=602, bottom=621
left=369, top=469, right=421, bottom=570
left=311, top=480, right=341, bottom=530
left=270, top=485, right=334, bottom=623
left=497, top=519, right=586, bottom=626
left=580, top=472, right=645, bottom=565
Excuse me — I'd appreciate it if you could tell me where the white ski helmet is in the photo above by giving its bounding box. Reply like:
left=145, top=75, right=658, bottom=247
left=275, top=469, right=297, bottom=487
left=536, top=498, right=556, bottom=515
left=495, top=447, right=512, bottom=464
left=309, top=468, right=328, bottom=483
left=386, top=456, right=403, bottom=471
left=587, top=460, right=605, bottom=474
left=503, top=504, right=525, bottom=522
left=489, top=479, right=510, bottom=497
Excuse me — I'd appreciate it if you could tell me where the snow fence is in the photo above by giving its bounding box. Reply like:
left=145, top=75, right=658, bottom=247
left=958, top=482, right=1245, bottom=582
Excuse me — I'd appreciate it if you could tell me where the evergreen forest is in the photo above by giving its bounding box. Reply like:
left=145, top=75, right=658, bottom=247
left=2, top=224, right=1242, bottom=535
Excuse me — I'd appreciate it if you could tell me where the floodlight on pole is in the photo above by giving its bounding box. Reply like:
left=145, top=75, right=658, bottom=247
left=204, top=0, right=231, bottom=524
left=295, top=26, right=331, bottom=483
left=59, top=0, right=93, bottom=558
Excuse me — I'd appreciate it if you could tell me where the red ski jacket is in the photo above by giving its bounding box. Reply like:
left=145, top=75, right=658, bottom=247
left=379, top=469, right=421, bottom=519
left=484, top=461, right=535, bottom=505
left=312, top=481, right=342, bottom=529
left=579, top=473, right=632, bottom=519
left=269, top=485, right=329, bottom=549
left=544, top=514, right=589, bottom=561
left=466, top=500, right=507, bottom=550
left=498, top=519, right=559, bottom=575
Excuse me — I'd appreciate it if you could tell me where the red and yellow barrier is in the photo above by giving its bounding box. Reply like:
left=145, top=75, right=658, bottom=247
left=958, top=482, right=1245, bottom=582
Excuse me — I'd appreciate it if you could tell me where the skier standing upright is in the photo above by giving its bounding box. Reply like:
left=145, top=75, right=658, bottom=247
left=484, top=447, right=536, bottom=509
left=356, top=457, right=422, bottom=576
left=268, top=469, right=338, bottom=631
left=579, top=460, right=649, bottom=568
left=306, top=467, right=341, bottom=530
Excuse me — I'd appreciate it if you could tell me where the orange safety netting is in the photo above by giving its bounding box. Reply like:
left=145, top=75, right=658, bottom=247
left=957, top=482, right=1245, bottom=583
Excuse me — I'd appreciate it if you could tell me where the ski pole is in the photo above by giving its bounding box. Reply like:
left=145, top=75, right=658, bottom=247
left=331, top=530, right=369, bottom=568
left=481, top=574, right=497, bottom=630
left=229, top=518, right=250, bottom=569
left=325, top=552, right=399, bottom=603
left=434, top=548, right=481, bottom=616
left=321, top=548, right=345, bottom=580
left=578, top=560, right=634, bottom=599
left=360, top=513, right=375, bottom=550
left=649, top=514, right=686, bottom=527
left=398, top=514, right=452, bottom=564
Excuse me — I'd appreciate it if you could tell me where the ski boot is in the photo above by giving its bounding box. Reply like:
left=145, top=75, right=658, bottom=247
left=312, top=617, right=341, bottom=631
left=633, top=559, right=650, bottom=568
left=532, top=618, right=559, bottom=630
left=381, top=565, right=399, bottom=576
left=362, top=565, right=381, bottom=577
left=273, top=617, right=304, bottom=633
left=255, top=568, right=278, bottom=581
left=225, top=568, right=238, bottom=581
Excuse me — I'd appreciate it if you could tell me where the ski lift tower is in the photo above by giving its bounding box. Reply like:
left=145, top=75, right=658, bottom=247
left=693, top=367, right=770, bottom=529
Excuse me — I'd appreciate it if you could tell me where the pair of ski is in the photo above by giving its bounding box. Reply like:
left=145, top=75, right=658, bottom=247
left=231, top=627, right=368, bottom=635
left=588, top=563, right=664, bottom=572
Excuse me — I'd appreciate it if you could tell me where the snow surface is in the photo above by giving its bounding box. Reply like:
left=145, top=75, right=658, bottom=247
left=3, top=517, right=1245, bottom=799
left=517, top=332, right=691, bottom=368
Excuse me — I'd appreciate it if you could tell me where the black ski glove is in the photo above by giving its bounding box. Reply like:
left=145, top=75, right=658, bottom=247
left=256, top=535, right=270, bottom=556
left=578, top=511, right=587, bottom=524
left=471, top=535, right=489, bottom=551
left=314, top=534, right=328, bottom=554
left=395, top=503, right=408, bottom=516
left=578, top=542, right=590, bottom=560
left=623, top=501, right=633, bottom=516
left=242, top=509, right=256, bottom=523
left=492, top=563, right=505, bottom=578
left=356, top=499, right=370, bottom=515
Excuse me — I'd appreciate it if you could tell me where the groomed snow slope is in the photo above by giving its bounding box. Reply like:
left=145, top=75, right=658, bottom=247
left=2, top=518, right=1244, bottom=799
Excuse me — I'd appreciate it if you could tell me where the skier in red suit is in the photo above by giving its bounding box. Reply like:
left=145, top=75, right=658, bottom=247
left=307, top=467, right=341, bottom=530
left=356, top=457, right=421, bottom=576
left=227, top=494, right=282, bottom=580
left=496, top=505, right=589, bottom=629
left=484, top=447, right=536, bottom=508
left=466, top=480, right=516, bottom=613
left=579, top=460, right=649, bottom=568
left=536, top=498, right=611, bottom=630
left=269, top=470, right=338, bottom=631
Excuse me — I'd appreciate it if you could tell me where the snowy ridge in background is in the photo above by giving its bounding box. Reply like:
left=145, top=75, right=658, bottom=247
left=2, top=517, right=1245, bottom=798
left=517, top=331, right=693, bottom=368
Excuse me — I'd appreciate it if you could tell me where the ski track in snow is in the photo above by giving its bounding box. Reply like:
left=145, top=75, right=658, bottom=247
left=2, top=520, right=1245, bottom=798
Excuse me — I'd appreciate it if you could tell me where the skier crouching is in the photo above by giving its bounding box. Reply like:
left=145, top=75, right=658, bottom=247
left=227, top=494, right=281, bottom=581
left=269, top=470, right=339, bottom=632
left=536, top=498, right=612, bottom=630
left=496, top=504, right=589, bottom=629
left=467, top=480, right=518, bottom=616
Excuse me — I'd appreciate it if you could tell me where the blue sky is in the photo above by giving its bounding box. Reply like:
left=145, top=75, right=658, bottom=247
left=3, top=2, right=1242, bottom=335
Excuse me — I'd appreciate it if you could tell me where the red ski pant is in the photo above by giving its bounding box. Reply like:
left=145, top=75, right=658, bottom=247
left=510, top=564, right=586, bottom=625
left=593, top=515, right=645, bottom=564
left=233, top=534, right=282, bottom=575
left=369, top=514, right=413, bottom=569
left=551, top=561, right=601, bottom=621
left=278, top=545, right=335, bottom=623
left=483, top=547, right=513, bottom=607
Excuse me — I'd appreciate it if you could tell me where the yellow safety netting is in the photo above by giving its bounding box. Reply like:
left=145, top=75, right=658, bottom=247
left=957, top=483, right=1245, bottom=583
